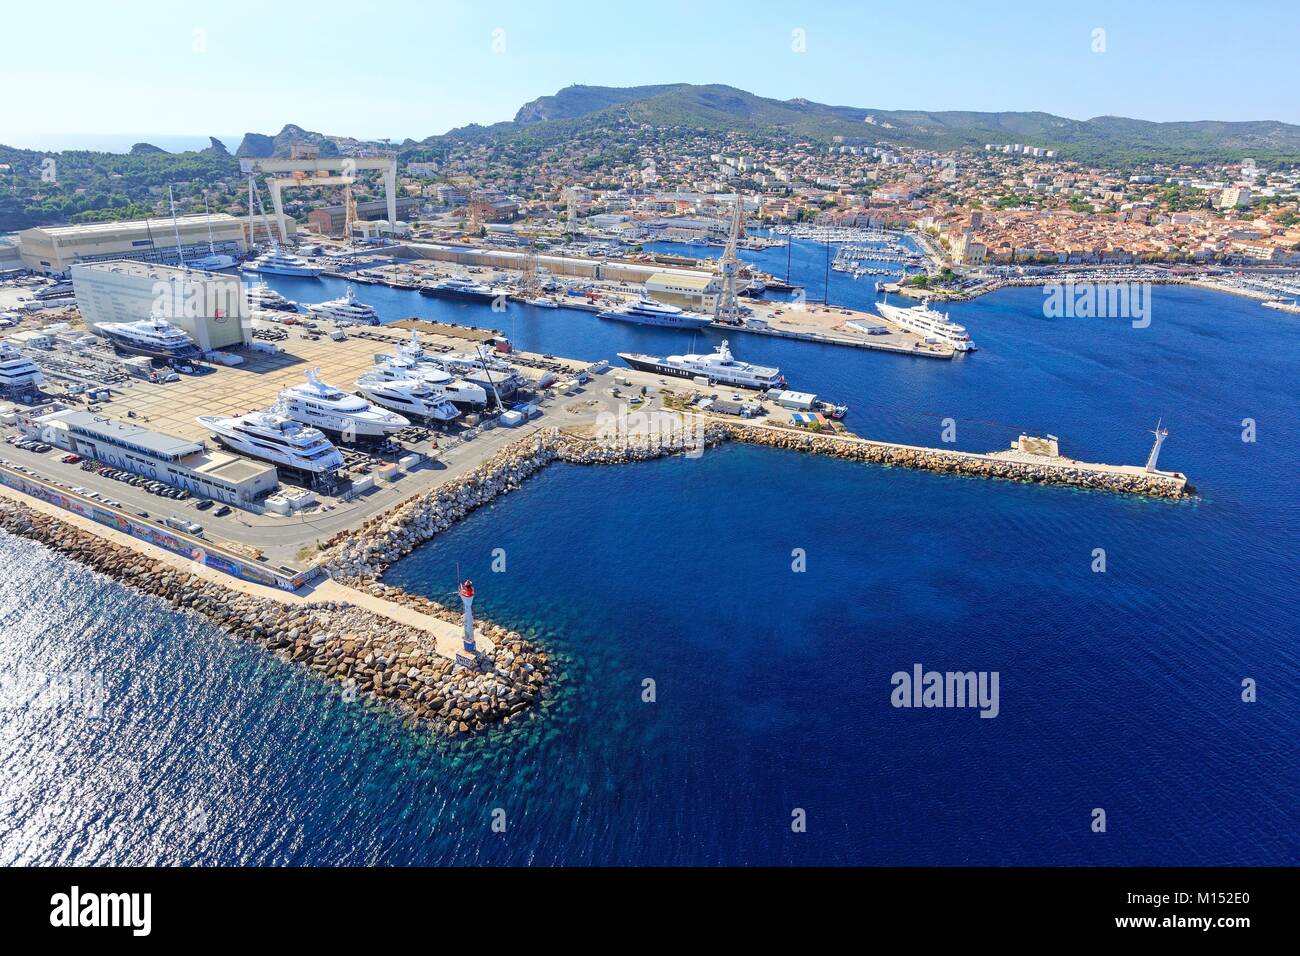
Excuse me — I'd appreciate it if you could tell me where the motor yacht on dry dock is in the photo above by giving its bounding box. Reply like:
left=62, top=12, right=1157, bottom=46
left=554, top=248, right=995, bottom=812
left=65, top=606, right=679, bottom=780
left=99, top=315, right=202, bottom=360
left=369, top=356, right=489, bottom=410
left=197, top=404, right=345, bottom=477
left=354, top=372, right=461, bottom=422
left=387, top=332, right=501, bottom=406
left=0, top=343, right=43, bottom=392
left=619, top=340, right=784, bottom=390
left=279, top=368, right=409, bottom=438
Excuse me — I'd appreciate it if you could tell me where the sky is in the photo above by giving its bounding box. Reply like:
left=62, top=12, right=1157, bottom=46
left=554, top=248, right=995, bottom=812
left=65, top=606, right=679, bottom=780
left=3, top=0, right=1298, bottom=149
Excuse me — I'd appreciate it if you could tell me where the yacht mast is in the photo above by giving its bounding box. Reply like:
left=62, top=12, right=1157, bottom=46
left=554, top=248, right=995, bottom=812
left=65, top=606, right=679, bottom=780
left=204, top=193, right=217, bottom=254
left=167, top=185, right=186, bottom=267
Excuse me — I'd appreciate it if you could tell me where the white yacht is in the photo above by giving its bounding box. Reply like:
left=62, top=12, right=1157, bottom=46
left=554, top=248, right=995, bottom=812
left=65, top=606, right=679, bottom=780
left=197, top=405, right=344, bottom=475
left=440, top=348, right=526, bottom=398
left=244, top=280, right=298, bottom=312
left=384, top=333, right=494, bottom=406
left=0, top=343, right=43, bottom=392
left=99, top=315, right=202, bottom=360
left=188, top=252, right=237, bottom=272
left=875, top=297, right=976, bottom=351
left=598, top=295, right=713, bottom=329
left=618, top=340, right=784, bottom=390
left=306, top=286, right=381, bottom=325
left=419, top=275, right=499, bottom=303
left=369, top=356, right=488, bottom=410
left=279, top=368, right=409, bottom=438
left=241, top=246, right=322, bottom=277
left=355, top=372, right=461, bottom=422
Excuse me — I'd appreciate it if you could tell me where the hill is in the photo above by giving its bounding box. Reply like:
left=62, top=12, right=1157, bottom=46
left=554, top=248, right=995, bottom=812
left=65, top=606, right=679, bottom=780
left=235, top=124, right=341, bottom=159
left=436, top=83, right=1300, bottom=164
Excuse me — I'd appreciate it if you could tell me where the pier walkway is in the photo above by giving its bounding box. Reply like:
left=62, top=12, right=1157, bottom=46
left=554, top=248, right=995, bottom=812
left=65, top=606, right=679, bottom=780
left=0, top=477, right=490, bottom=660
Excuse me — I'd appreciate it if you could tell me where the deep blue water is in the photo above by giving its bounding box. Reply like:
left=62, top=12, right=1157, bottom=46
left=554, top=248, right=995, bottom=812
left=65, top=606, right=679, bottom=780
left=2, top=244, right=1297, bottom=865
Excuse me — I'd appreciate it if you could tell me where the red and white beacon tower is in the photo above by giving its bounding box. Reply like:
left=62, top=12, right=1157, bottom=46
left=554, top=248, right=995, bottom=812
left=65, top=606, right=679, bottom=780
left=458, top=579, right=477, bottom=659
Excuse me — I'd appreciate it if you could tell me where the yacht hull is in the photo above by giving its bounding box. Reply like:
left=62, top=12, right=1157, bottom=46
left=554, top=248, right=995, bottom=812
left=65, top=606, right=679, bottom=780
left=419, top=286, right=499, bottom=304
left=598, top=310, right=713, bottom=330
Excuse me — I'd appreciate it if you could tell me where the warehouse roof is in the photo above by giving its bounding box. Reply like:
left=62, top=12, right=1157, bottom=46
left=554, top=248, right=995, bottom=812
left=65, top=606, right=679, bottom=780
left=42, top=409, right=204, bottom=459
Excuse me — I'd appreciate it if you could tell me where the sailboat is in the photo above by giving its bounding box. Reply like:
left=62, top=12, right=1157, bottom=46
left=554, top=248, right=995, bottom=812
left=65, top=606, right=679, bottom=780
left=188, top=193, right=237, bottom=271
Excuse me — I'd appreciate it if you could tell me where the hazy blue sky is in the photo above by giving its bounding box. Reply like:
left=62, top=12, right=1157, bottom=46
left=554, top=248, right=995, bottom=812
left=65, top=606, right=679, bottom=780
left=4, top=0, right=1297, bottom=147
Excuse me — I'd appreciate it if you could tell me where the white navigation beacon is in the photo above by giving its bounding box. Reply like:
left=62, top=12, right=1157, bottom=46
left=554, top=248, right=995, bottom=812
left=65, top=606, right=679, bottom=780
left=1146, top=419, right=1169, bottom=473
left=457, top=579, right=478, bottom=667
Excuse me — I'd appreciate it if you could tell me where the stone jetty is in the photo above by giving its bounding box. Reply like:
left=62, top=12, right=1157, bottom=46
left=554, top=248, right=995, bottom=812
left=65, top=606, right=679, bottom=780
left=323, top=419, right=1188, bottom=582
left=719, top=422, right=1191, bottom=498
left=0, top=498, right=550, bottom=738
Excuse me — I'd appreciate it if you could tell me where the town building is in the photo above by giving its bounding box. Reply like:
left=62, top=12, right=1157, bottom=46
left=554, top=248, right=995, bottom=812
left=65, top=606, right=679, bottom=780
left=1217, top=187, right=1252, bottom=209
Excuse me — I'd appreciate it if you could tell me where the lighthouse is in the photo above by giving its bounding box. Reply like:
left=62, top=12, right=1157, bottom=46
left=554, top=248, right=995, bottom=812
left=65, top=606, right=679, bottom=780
left=458, top=579, right=478, bottom=663
left=1145, top=419, right=1169, bottom=473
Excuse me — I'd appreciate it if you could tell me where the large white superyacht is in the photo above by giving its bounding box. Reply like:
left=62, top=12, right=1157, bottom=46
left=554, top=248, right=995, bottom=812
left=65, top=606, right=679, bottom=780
left=305, top=286, right=381, bottom=325
left=618, top=339, right=784, bottom=389
left=875, top=297, right=976, bottom=351
left=354, top=372, right=461, bottom=422
left=241, top=246, right=322, bottom=278
left=197, top=405, right=345, bottom=476
left=279, top=368, right=409, bottom=438
left=98, top=315, right=202, bottom=360
left=598, top=295, right=713, bottom=330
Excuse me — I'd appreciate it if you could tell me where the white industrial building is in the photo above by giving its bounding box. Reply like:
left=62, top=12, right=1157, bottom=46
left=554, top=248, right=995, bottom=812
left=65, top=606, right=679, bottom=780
left=17, top=215, right=248, bottom=274
left=29, top=409, right=278, bottom=505
left=71, top=260, right=252, bottom=352
left=644, top=271, right=721, bottom=311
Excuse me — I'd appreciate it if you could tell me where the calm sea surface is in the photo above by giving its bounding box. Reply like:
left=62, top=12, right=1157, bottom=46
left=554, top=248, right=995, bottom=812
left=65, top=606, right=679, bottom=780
left=2, top=240, right=1296, bottom=865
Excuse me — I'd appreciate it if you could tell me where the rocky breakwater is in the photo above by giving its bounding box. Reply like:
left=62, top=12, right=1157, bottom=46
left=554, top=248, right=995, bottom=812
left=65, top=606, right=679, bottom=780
left=720, top=423, right=1192, bottom=499
left=0, top=498, right=550, bottom=737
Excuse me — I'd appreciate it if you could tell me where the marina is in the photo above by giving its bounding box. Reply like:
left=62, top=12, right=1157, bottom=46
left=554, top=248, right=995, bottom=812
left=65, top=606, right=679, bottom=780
left=3, top=0, right=1297, bottom=888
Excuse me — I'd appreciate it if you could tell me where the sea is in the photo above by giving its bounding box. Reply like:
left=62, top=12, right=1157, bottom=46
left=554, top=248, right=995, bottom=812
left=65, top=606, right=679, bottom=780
left=2, top=134, right=244, bottom=155
left=2, top=238, right=1297, bottom=865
